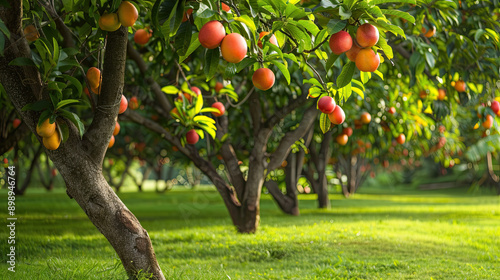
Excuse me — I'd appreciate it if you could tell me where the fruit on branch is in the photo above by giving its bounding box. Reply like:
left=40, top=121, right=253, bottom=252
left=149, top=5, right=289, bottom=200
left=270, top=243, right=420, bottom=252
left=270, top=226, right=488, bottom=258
left=329, top=31, right=352, bottom=55
left=215, top=82, right=224, bottom=93
left=437, top=89, right=446, bottom=100
left=198, top=21, right=226, bottom=49
left=328, top=105, right=345, bottom=125
left=23, top=25, right=39, bottom=42
left=356, top=23, right=379, bottom=48
left=211, top=102, right=225, bottom=117
left=182, top=8, right=194, bottom=22
left=454, top=80, right=466, bottom=92
left=118, top=1, right=138, bottom=27
left=360, top=112, right=371, bottom=124
left=258, top=31, right=278, bottom=49
left=99, top=13, right=121, bottom=32
left=13, top=119, right=21, bottom=129
left=252, top=68, right=275, bottom=91
left=119, top=95, right=128, bottom=114
left=336, top=134, right=348, bottom=146
left=491, top=101, right=500, bottom=114
left=482, top=114, right=493, bottom=129
left=108, top=135, right=115, bottom=148
left=186, top=129, right=199, bottom=145
left=113, top=122, right=120, bottom=136
left=342, top=127, right=353, bottom=137
left=317, top=96, right=336, bottom=114
left=355, top=48, right=380, bottom=72
left=221, top=33, right=247, bottom=63
left=346, top=42, right=362, bottom=62
left=396, top=133, right=406, bottom=145
left=388, top=107, right=396, bottom=115
left=37, top=118, right=56, bottom=138
left=191, top=86, right=202, bottom=96
left=129, top=96, right=139, bottom=110
left=421, top=25, right=436, bottom=37
left=134, top=29, right=152, bottom=45
left=419, top=90, right=427, bottom=99
left=43, top=129, right=61, bottom=151
left=222, top=3, right=231, bottom=12
left=86, top=67, right=101, bottom=90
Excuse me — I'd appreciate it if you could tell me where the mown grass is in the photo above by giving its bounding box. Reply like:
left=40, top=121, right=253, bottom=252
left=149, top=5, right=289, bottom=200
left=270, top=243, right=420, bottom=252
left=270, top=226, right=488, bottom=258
left=0, top=184, right=499, bottom=279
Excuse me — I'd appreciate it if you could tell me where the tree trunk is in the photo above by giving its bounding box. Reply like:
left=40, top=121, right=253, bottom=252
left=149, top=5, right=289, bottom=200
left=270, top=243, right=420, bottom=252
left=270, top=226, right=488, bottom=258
left=308, top=130, right=332, bottom=208
left=0, top=4, right=165, bottom=277
left=265, top=152, right=300, bottom=216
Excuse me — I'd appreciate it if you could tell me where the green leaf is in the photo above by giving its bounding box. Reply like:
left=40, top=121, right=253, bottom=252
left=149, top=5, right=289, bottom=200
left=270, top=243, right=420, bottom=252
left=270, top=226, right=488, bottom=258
left=22, top=100, right=52, bottom=112
left=338, top=82, right=352, bottom=103
left=57, top=120, right=69, bottom=143
left=377, top=37, right=393, bottom=60
left=179, top=34, right=201, bottom=64
left=360, top=71, right=371, bottom=84
left=162, top=85, right=180, bottom=94
left=197, top=124, right=216, bottom=139
left=339, top=5, right=352, bottom=20
left=62, top=0, right=73, bottom=12
left=234, top=15, right=256, bottom=33
left=0, top=19, right=10, bottom=39
left=194, top=115, right=216, bottom=124
left=381, top=9, right=415, bottom=24
left=55, top=99, right=80, bottom=110
left=352, top=86, right=364, bottom=99
left=326, top=19, right=347, bottom=35
left=204, top=48, right=220, bottom=81
left=336, top=62, right=355, bottom=88
left=9, top=57, right=37, bottom=67
left=38, top=110, right=54, bottom=127
left=236, top=57, right=257, bottom=73
left=325, top=53, right=339, bottom=71
left=371, top=0, right=416, bottom=4
left=424, top=51, right=435, bottom=69
left=58, top=109, right=84, bottom=138
left=200, top=107, right=220, bottom=113
left=320, top=113, right=331, bottom=134
left=194, top=92, right=203, bottom=114
left=62, top=74, right=82, bottom=97
left=298, top=20, right=320, bottom=36
left=174, top=22, right=192, bottom=57
left=308, top=86, right=322, bottom=98
left=271, top=60, right=291, bottom=85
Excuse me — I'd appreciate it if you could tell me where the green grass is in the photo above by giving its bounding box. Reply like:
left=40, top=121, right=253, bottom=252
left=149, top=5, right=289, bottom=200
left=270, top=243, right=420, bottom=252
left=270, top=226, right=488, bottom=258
left=0, top=185, right=499, bottom=279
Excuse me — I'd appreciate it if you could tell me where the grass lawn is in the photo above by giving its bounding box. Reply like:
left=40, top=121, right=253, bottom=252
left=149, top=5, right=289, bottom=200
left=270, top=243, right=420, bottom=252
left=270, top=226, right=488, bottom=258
left=0, top=184, right=499, bottom=279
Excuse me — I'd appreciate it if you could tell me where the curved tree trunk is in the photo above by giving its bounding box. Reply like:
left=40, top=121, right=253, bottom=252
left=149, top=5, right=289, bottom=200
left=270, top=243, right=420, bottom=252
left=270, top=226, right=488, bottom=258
left=307, top=130, right=332, bottom=208
left=0, top=4, right=165, bottom=278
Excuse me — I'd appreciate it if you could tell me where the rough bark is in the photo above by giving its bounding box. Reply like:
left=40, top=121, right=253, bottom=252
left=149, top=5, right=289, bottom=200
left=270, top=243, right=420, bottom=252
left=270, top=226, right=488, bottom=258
left=0, top=3, right=165, bottom=278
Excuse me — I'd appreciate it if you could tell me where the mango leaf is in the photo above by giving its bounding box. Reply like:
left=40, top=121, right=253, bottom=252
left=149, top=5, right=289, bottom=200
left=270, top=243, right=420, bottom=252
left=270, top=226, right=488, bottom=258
left=58, top=109, right=85, bottom=138
left=271, top=60, right=291, bottom=85
left=320, top=113, right=331, bottom=134
left=162, top=85, right=180, bottom=94
left=234, top=15, right=256, bottom=33
left=204, top=48, right=220, bottom=81
left=377, top=37, right=393, bottom=59
left=197, top=124, right=216, bottom=139
left=194, top=92, right=203, bottom=114
left=298, top=20, right=320, bottom=35
left=336, top=62, right=355, bottom=88
left=325, top=53, right=339, bottom=71
left=62, top=74, right=82, bottom=97
left=381, top=9, right=415, bottom=24
left=22, top=100, right=52, bottom=111
left=194, top=115, right=216, bottom=124
left=55, top=99, right=80, bottom=110
left=57, top=120, right=69, bottom=143
left=179, top=34, right=201, bottom=64
left=9, top=57, right=37, bottom=67
left=175, top=22, right=192, bottom=57
left=326, top=19, right=347, bottom=35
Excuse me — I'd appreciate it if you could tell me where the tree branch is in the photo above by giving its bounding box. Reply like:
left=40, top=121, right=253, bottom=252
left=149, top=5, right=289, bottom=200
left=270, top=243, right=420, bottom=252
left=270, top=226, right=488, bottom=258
left=266, top=105, right=319, bottom=172
left=264, top=92, right=310, bottom=129
left=83, top=26, right=128, bottom=164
